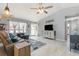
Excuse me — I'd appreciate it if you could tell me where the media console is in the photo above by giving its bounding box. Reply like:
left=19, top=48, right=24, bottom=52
left=44, top=30, right=56, bottom=40
left=42, top=19, right=56, bottom=39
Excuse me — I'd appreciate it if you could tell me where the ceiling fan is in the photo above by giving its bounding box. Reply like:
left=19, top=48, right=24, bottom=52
left=30, top=3, right=53, bottom=14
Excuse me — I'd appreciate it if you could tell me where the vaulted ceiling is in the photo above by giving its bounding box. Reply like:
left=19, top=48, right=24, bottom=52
left=0, top=3, right=79, bottom=22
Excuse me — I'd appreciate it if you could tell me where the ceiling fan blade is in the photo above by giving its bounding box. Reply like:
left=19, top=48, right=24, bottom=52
left=44, top=10, right=48, bottom=14
left=30, top=8, right=38, bottom=9
left=45, top=6, right=53, bottom=9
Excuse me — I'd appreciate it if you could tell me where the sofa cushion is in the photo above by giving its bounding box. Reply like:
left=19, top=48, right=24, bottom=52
left=17, top=33, right=29, bottom=39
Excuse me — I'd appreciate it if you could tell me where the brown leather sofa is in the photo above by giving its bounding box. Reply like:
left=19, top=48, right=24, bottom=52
left=0, top=30, right=31, bottom=56
left=0, top=31, right=14, bottom=56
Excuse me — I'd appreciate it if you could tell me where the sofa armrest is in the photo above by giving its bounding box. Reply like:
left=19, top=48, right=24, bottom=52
left=5, top=43, right=15, bottom=48
left=5, top=43, right=15, bottom=56
left=5, top=39, right=25, bottom=48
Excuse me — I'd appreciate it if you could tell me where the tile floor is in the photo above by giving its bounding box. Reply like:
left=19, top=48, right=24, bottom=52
left=30, top=36, right=79, bottom=56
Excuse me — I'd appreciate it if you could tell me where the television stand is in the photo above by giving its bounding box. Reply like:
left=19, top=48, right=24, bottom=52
left=44, top=30, right=56, bottom=40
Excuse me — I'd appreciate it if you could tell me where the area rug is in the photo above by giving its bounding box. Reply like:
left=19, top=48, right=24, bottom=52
left=29, top=39, right=46, bottom=51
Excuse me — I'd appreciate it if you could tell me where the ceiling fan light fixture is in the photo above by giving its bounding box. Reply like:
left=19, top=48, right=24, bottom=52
left=38, top=9, right=44, bottom=13
left=30, top=3, right=53, bottom=14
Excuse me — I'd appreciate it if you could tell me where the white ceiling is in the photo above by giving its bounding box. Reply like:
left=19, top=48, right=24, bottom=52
left=0, top=3, right=79, bottom=22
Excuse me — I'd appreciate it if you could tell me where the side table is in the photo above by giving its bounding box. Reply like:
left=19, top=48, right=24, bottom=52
left=14, top=42, right=30, bottom=56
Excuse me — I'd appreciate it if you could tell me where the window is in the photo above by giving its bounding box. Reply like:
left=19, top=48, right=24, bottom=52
left=20, top=23, right=26, bottom=33
left=9, top=21, right=27, bottom=34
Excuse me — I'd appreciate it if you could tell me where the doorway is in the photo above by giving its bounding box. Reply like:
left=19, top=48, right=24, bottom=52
left=31, top=23, right=38, bottom=36
left=65, top=16, right=79, bottom=41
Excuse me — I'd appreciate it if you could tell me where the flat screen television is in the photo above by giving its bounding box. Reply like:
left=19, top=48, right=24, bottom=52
left=45, top=24, right=53, bottom=30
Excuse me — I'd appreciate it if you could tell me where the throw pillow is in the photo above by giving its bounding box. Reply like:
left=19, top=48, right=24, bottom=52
left=9, top=33, right=18, bottom=43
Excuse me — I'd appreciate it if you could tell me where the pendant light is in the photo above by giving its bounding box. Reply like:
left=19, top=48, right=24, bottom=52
left=3, top=3, right=11, bottom=18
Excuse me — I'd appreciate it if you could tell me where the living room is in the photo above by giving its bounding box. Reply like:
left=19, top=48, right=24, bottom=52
left=1, top=2, right=79, bottom=56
